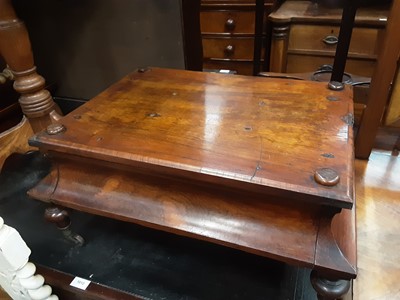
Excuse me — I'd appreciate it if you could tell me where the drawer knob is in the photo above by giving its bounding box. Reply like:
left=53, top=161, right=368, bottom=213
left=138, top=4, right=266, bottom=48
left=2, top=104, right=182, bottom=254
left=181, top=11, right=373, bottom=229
left=322, top=35, right=339, bottom=45
left=225, top=18, right=236, bottom=31
left=224, top=45, right=235, bottom=56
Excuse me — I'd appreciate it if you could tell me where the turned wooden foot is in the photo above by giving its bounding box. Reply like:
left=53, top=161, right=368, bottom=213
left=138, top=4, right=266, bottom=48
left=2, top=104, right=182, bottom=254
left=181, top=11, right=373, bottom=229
left=310, top=271, right=351, bottom=300
left=44, top=206, right=84, bottom=246
left=0, top=0, right=62, bottom=133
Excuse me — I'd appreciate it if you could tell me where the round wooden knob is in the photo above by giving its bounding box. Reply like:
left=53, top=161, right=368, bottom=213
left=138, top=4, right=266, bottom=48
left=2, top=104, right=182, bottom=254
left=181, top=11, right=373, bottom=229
left=314, top=168, right=340, bottom=186
left=224, top=45, right=235, bottom=56
left=225, top=18, right=236, bottom=31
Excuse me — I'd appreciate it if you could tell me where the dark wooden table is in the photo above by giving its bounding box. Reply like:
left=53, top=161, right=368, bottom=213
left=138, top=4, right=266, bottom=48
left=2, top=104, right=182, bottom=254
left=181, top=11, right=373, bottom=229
left=28, top=68, right=356, bottom=299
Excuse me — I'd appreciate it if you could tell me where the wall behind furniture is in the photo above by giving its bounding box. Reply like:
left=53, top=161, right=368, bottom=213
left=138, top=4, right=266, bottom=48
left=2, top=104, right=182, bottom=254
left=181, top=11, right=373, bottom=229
left=13, top=0, right=185, bottom=100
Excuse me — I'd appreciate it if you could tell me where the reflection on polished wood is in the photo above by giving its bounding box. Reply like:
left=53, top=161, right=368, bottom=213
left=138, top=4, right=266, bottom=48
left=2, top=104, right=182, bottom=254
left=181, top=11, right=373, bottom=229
left=354, top=151, right=400, bottom=300
left=29, top=68, right=355, bottom=209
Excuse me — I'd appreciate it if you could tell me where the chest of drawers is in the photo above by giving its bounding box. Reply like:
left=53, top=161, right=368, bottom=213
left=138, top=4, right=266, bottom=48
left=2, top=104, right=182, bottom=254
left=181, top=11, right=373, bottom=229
left=201, top=0, right=276, bottom=75
left=269, top=1, right=389, bottom=77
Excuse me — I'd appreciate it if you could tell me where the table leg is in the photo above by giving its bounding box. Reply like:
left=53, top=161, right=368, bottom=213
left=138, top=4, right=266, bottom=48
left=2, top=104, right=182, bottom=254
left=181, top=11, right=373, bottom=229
left=44, top=206, right=84, bottom=246
left=310, top=270, right=351, bottom=300
left=0, top=0, right=62, bottom=133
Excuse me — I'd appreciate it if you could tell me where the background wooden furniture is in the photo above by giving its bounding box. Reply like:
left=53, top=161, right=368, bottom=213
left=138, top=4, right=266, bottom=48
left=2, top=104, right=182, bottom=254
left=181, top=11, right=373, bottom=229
left=0, top=0, right=59, bottom=172
left=0, top=0, right=61, bottom=133
left=182, top=0, right=203, bottom=71
left=267, top=0, right=400, bottom=158
left=355, top=0, right=400, bottom=158
left=200, top=0, right=278, bottom=75
left=269, top=1, right=388, bottom=77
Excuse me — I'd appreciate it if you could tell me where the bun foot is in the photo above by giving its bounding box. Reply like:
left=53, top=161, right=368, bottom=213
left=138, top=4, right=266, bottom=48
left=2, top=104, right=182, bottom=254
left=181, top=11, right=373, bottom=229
left=310, top=270, right=351, bottom=300
left=44, top=206, right=84, bottom=246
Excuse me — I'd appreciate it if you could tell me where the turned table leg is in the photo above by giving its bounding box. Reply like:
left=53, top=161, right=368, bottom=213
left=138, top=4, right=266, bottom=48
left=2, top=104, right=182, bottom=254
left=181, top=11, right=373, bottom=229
left=0, top=0, right=62, bottom=133
left=310, top=271, right=351, bottom=300
left=44, top=206, right=84, bottom=246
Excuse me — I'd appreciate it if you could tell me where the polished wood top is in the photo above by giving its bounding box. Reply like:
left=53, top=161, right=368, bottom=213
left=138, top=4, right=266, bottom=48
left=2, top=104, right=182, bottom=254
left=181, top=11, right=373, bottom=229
left=269, top=0, right=389, bottom=26
left=30, top=68, right=354, bottom=209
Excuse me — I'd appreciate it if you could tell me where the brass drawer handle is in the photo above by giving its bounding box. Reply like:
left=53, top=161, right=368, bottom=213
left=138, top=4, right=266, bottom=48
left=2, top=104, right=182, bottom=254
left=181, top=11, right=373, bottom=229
left=322, top=35, right=339, bottom=45
left=224, top=45, right=235, bottom=56
left=225, top=18, right=236, bottom=31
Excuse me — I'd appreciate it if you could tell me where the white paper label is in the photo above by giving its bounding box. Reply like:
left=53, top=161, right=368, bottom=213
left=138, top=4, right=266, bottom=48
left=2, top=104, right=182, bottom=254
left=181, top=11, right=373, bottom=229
left=70, top=276, right=91, bottom=290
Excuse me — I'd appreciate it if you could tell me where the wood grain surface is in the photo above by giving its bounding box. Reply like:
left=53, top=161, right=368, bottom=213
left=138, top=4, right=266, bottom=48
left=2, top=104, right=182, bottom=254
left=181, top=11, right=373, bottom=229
left=288, top=25, right=384, bottom=59
left=23, top=150, right=400, bottom=299
left=286, top=54, right=376, bottom=78
left=28, top=154, right=356, bottom=279
left=30, top=68, right=355, bottom=209
left=28, top=156, right=321, bottom=269
left=200, top=10, right=259, bottom=35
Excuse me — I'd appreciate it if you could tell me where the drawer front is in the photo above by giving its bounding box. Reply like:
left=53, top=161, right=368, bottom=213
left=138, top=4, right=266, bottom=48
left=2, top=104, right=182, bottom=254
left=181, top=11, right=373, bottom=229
left=203, top=60, right=254, bottom=75
left=203, top=37, right=259, bottom=59
left=201, top=0, right=276, bottom=4
left=201, top=11, right=258, bottom=35
left=286, top=54, right=376, bottom=78
left=288, top=25, right=384, bottom=58
left=202, top=0, right=273, bottom=3
left=203, top=0, right=256, bottom=2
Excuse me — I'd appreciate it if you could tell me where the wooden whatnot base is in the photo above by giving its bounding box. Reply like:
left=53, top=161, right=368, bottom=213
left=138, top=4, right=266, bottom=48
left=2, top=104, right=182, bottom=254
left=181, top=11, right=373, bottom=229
left=29, top=156, right=356, bottom=280
left=29, top=158, right=355, bottom=299
left=28, top=68, right=356, bottom=299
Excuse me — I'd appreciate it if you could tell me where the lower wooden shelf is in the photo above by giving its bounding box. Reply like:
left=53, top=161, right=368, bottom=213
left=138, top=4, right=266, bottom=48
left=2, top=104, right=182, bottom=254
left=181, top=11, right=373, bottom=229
left=28, top=154, right=356, bottom=280
left=0, top=151, right=321, bottom=300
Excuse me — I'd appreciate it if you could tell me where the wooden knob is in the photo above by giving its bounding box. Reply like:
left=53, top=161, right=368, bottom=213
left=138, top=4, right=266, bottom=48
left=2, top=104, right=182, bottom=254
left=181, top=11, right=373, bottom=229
left=224, top=45, right=235, bottom=56
left=314, top=168, right=340, bottom=186
left=225, top=18, right=236, bottom=31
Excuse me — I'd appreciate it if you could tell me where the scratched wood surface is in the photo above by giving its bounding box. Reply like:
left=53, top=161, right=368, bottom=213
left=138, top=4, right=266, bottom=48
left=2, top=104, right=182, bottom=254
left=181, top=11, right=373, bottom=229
left=30, top=68, right=354, bottom=209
